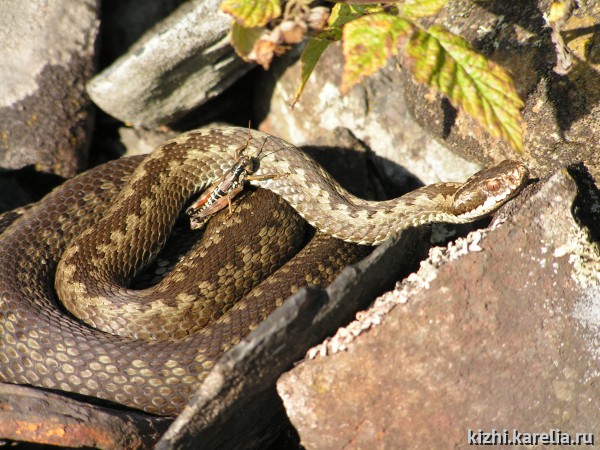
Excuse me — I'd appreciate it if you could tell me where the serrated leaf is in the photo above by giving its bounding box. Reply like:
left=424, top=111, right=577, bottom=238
left=341, top=13, right=413, bottom=93
left=316, top=3, right=380, bottom=42
left=220, top=0, right=281, bottom=28
left=230, top=22, right=264, bottom=60
left=407, top=26, right=524, bottom=152
left=328, top=3, right=377, bottom=28
left=400, top=0, right=449, bottom=18
left=293, top=38, right=331, bottom=105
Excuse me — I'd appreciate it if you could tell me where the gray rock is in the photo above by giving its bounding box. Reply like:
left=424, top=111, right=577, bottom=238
left=87, top=0, right=250, bottom=127
left=0, top=0, right=99, bottom=177
left=277, top=165, right=600, bottom=448
left=118, top=127, right=179, bottom=157
left=99, top=0, right=187, bottom=61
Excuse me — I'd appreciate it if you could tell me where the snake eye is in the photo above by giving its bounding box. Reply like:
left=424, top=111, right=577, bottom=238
left=485, top=179, right=500, bottom=192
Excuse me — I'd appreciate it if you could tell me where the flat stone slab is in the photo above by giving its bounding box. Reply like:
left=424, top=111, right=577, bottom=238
left=87, top=0, right=250, bottom=127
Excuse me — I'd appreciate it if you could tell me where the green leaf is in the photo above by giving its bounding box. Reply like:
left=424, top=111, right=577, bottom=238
left=341, top=13, right=413, bottom=93
left=294, top=38, right=331, bottom=104
left=400, top=0, right=449, bottom=18
left=314, top=4, right=378, bottom=42
left=406, top=26, right=524, bottom=152
left=230, top=22, right=264, bottom=60
left=220, top=0, right=281, bottom=28
left=328, top=3, right=376, bottom=29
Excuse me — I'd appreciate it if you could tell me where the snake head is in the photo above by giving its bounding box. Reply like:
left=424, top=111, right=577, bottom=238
left=452, top=160, right=529, bottom=221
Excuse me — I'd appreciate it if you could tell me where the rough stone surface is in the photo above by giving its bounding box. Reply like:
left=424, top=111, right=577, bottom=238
left=255, top=43, right=481, bottom=185
left=0, top=0, right=99, bottom=177
left=87, top=0, right=250, bottom=127
left=400, top=0, right=600, bottom=179
left=99, top=0, right=187, bottom=63
left=119, top=126, right=180, bottom=157
left=0, top=383, right=170, bottom=449
left=277, top=166, right=600, bottom=449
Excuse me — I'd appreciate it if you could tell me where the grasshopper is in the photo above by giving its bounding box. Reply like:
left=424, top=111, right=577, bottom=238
left=186, top=131, right=288, bottom=229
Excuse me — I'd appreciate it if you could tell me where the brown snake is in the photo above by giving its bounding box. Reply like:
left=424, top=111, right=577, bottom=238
left=0, top=127, right=528, bottom=415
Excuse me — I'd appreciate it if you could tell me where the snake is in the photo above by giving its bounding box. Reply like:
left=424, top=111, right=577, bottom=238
left=0, top=127, right=529, bottom=415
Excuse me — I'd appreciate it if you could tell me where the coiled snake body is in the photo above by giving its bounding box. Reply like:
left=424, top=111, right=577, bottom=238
left=0, top=127, right=528, bottom=415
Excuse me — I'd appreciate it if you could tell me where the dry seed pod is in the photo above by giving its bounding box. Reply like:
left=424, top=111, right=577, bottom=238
left=307, top=6, right=330, bottom=31
left=268, top=26, right=283, bottom=44
left=249, top=37, right=278, bottom=69
left=280, top=20, right=307, bottom=44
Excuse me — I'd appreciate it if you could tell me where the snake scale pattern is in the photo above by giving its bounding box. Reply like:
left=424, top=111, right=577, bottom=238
left=0, top=127, right=528, bottom=415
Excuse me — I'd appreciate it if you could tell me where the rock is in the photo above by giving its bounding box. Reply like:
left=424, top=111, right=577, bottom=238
left=277, top=165, right=600, bottom=449
left=118, top=127, right=180, bottom=157
left=98, top=0, right=187, bottom=63
left=255, top=43, right=481, bottom=185
left=0, top=383, right=170, bottom=449
left=399, top=0, right=600, bottom=178
left=0, top=1, right=99, bottom=177
left=87, top=0, right=251, bottom=127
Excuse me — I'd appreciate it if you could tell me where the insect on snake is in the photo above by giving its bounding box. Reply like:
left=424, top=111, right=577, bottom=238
left=186, top=128, right=289, bottom=227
